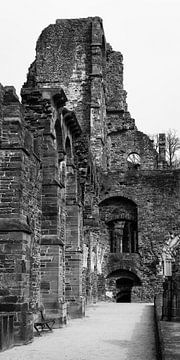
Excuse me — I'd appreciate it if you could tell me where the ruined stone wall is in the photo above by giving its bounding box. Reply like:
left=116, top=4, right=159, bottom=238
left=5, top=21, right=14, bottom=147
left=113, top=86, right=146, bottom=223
left=24, top=16, right=107, bottom=315
left=35, top=19, right=91, bottom=132
left=99, top=169, right=180, bottom=300
left=1, top=16, right=180, bottom=349
left=0, top=86, right=42, bottom=343
left=33, top=17, right=108, bottom=170
left=33, top=18, right=92, bottom=185
left=21, top=86, right=83, bottom=320
left=106, top=45, right=127, bottom=112
left=107, top=130, right=157, bottom=171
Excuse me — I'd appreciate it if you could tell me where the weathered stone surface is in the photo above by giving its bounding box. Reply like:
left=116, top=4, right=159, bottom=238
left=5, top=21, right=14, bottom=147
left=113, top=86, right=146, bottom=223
left=0, top=16, right=180, bottom=350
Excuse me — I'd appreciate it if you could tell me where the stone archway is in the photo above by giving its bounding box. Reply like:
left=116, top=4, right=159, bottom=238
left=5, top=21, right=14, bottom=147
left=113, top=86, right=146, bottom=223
left=106, top=269, right=142, bottom=303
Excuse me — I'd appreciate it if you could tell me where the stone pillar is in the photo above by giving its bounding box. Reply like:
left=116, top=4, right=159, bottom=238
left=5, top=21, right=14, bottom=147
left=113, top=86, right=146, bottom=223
left=127, top=222, right=132, bottom=253
left=65, top=164, right=85, bottom=318
left=113, top=221, right=125, bottom=253
left=162, top=278, right=172, bottom=320
left=0, top=86, right=42, bottom=345
left=158, top=133, right=166, bottom=168
left=90, top=17, right=106, bottom=169
left=40, top=145, right=67, bottom=325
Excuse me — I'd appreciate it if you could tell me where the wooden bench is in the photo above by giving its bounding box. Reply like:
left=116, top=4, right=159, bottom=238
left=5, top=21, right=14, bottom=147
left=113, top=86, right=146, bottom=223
left=34, top=308, right=55, bottom=336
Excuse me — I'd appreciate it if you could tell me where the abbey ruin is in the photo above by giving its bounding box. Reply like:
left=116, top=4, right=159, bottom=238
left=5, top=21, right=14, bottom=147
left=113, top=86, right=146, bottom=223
left=0, top=17, right=180, bottom=349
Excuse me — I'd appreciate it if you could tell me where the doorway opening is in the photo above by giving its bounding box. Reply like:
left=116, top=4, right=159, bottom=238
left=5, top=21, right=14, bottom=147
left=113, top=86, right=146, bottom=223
left=106, top=269, right=142, bottom=303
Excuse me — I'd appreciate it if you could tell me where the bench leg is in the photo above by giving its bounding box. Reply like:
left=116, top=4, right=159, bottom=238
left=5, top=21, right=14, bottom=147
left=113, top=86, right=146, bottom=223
left=45, top=323, right=53, bottom=331
left=45, top=320, right=55, bottom=331
left=34, top=324, right=41, bottom=336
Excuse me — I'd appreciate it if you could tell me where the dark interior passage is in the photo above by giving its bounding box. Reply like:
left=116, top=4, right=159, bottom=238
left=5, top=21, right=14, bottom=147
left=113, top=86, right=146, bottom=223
left=116, top=291, right=131, bottom=303
left=116, top=278, right=133, bottom=302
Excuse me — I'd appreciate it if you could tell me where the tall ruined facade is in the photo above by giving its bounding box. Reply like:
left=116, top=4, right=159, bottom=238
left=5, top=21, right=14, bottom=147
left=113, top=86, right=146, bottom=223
left=0, top=17, right=180, bottom=349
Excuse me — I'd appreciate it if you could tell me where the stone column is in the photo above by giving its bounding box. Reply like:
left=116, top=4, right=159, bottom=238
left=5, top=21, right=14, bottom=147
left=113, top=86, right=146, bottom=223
left=65, top=163, right=85, bottom=318
left=113, top=221, right=125, bottom=253
left=158, top=133, right=166, bottom=168
left=127, top=222, right=132, bottom=253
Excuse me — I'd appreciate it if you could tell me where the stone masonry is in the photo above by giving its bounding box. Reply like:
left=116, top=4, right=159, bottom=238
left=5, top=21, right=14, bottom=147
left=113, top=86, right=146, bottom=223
left=0, top=16, right=180, bottom=349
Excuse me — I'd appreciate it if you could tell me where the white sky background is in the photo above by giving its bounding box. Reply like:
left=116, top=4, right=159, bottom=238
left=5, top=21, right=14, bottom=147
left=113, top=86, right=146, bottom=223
left=0, top=0, right=180, bottom=137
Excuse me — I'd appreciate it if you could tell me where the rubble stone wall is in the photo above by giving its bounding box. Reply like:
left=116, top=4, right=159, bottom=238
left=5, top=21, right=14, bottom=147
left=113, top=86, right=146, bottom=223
left=0, top=16, right=180, bottom=348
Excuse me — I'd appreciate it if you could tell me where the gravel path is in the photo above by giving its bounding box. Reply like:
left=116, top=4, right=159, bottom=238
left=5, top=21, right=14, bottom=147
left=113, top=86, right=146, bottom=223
left=0, top=302, right=157, bottom=360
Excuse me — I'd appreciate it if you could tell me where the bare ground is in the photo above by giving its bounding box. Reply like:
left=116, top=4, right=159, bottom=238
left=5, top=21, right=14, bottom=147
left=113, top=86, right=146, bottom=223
left=0, top=302, right=157, bottom=360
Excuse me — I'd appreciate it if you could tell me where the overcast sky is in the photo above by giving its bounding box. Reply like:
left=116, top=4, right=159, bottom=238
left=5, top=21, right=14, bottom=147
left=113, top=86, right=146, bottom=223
left=0, top=0, right=180, bottom=137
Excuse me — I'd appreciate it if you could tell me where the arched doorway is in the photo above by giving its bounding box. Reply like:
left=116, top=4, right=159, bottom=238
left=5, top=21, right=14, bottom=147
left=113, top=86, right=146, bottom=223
left=106, top=269, right=141, bottom=303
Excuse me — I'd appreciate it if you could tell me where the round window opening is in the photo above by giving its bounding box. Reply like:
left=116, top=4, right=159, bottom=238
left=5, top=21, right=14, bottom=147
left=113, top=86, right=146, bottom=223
left=127, top=153, right=141, bottom=166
